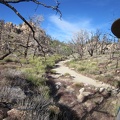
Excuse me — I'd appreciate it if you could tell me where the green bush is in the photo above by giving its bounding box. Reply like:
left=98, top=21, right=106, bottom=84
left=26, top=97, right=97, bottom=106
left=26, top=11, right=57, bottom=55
left=64, top=72, right=71, bottom=77
left=50, top=69, right=56, bottom=74
left=77, top=67, right=86, bottom=71
left=67, top=59, right=98, bottom=74
left=21, top=55, right=63, bottom=87
left=5, top=58, right=14, bottom=62
left=114, top=81, right=120, bottom=88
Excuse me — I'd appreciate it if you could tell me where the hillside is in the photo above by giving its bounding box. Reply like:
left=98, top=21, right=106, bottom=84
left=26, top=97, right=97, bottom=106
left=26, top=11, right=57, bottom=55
left=0, top=21, right=120, bottom=120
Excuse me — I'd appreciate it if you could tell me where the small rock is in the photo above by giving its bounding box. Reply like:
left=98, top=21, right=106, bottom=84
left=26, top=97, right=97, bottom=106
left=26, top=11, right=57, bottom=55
left=77, top=91, right=92, bottom=103
left=93, top=97, right=104, bottom=104
left=66, top=86, right=74, bottom=93
left=95, top=87, right=99, bottom=92
left=88, top=87, right=91, bottom=89
left=107, top=87, right=112, bottom=92
left=102, top=90, right=111, bottom=98
left=77, top=94, right=85, bottom=103
left=55, top=82, right=62, bottom=89
left=55, top=82, right=62, bottom=86
left=79, top=88, right=85, bottom=94
left=48, top=105, right=60, bottom=114
left=69, top=101, right=78, bottom=108
left=56, top=85, right=60, bottom=89
left=84, top=83, right=89, bottom=86
left=99, top=87, right=105, bottom=93
left=71, top=68, right=75, bottom=70
left=115, top=88, right=119, bottom=92
left=83, top=92, right=93, bottom=97
left=112, top=89, right=118, bottom=95
left=84, top=101, right=96, bottom=112
left=117, top=93, right=120, bottom=97
left=7, top=108, right=25, bottom=120
left=99, top=97, right=104, bottom=103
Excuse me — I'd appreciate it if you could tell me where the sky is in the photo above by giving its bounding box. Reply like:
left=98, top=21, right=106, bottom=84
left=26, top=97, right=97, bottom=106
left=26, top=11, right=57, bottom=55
left=0, top=0, right=120, bottom=42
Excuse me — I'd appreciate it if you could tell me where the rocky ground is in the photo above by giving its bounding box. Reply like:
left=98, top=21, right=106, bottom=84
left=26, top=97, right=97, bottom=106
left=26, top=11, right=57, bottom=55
left=47, top=59, right=120, bottom=120
left=48, top=73, right=120, bottom=120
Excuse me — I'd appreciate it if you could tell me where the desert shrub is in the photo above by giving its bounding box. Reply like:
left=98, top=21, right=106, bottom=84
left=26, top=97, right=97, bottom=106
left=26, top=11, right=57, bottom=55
left=0, top=86, right=56, bottom=120
left=4, top=57, right=20, bottom=64
left=67, top=59, right=98, bottom=75
left=72, top=82, right=84, bottom=88
left=0, top=86, right=26, bottom=103
left=16, top=94, right=52, bottom=119
left=77, top=66, right=86, bottom=71
left=114, top=81, right=120, bottom=88
left=64, top=73, right=71, bottom=77
left=4, top=69, right=24, bottom=81
left=4, top=58, right=14, bottom=62
left=25, top=73, right=45, bottom=86
left=50, top=70, right=56, bottom=74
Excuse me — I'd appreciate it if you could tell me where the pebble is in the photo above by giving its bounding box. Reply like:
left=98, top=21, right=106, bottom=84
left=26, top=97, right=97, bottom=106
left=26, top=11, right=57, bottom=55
left=79, top=88, right=85, bottom=94
left=99, top=87, right=105, bottom=93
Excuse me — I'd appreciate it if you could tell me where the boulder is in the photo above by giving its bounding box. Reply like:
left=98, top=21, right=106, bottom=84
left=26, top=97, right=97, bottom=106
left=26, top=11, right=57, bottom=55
left=66, top=86, right=74, bottom=93
left=101, top=89, right=111, bottom=98
left=7, top=109, right=25, bottom=120
left=77, top=94, right=85, bottom=103
left=83, top=92, right=93, bottom=97
left=79, top=88, right=85, bottom=94
left=117, top=93, right=120, bottom=97
left=84, top=101, right=96, bottom=112
left=0, top=108, right=9, bottom=119
left=94, top=97, right=104, bottom=104
left=77, top=90, right=93, bottom=103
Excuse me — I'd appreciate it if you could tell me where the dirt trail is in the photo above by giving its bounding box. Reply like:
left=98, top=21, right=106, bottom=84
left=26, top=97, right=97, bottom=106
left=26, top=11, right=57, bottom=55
left=52, top=59, right=114, bottom=88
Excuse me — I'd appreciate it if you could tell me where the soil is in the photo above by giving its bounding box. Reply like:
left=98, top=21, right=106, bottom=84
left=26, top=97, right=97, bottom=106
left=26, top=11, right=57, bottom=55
left=52, top=59, right=114, bottom=88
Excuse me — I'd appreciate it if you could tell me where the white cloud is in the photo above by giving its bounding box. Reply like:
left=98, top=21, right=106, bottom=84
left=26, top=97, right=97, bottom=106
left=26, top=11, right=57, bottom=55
left=50, top=15, right=94, bottom=30
left=46, top=15, right=106, bottom=41
left=50, top=15, right=79, bottom=33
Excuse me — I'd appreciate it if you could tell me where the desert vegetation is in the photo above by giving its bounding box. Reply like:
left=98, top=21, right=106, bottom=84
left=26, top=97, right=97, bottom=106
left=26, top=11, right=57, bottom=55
left=0, top=19, right=76, bottom=119
left=67, top=29, right=120, bottom=88
left=0, top=20, right=120, bottom=120
left=0, top=0, right=120, bottom=120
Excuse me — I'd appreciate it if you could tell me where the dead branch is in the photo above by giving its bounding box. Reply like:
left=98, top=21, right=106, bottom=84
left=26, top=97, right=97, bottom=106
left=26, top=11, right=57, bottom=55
left=0, top=51, right=12, bottom=60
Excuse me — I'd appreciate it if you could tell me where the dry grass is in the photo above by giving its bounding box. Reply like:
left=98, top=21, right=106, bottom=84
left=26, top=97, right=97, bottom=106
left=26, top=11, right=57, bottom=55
left=66, top=54, right=120, bottom=87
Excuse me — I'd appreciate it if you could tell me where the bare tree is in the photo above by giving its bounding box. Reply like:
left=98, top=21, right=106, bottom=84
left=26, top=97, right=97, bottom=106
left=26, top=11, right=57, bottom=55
left=0, top=20, right=5, bottom=51
left=86, top=33, right=98, bottom=57
left=98, top=34, right=111, bottom=55
left=71, top=30, right=89, bottom=59
left=0, top=22, right=19, bottom=60
left=86, top=29, right=103, bottom=57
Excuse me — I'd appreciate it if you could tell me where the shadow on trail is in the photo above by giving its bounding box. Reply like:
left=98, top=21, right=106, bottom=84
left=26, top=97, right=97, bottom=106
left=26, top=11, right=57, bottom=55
left=54, top=64, right=60, bottom=68
left=46, top=75, right=58, bottom=96
left=46, top=73, right=80, bottom=120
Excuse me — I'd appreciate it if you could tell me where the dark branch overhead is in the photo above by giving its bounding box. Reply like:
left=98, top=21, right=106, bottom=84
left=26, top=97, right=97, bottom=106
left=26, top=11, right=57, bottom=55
left=0, top=0, right=62, bottom=18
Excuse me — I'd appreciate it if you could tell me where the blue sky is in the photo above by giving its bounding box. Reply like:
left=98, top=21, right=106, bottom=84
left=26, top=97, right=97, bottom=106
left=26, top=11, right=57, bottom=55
left=0, top=0, right=120, bottom=41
